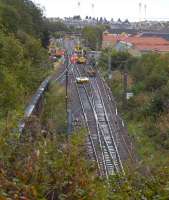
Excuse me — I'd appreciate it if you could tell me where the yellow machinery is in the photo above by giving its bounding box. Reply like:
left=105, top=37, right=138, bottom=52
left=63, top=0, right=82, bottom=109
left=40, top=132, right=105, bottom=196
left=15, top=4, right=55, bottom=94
left=74, top=45, right=87, bottom=64
left=86, top=69, right=96, bottom=77
left=74, top=45, right=81, bottom=53
left=76, top=77, right=89, bottom=84
left=77, top=56, right=86, bottom=64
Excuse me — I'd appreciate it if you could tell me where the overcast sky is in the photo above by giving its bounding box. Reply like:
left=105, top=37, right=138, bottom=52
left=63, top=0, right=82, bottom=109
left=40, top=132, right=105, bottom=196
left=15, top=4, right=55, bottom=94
left=33, top=0, right=169, bottom=21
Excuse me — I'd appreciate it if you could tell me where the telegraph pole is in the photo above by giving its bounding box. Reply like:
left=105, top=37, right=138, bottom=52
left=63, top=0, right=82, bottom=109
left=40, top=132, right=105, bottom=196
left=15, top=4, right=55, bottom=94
left=65, top=68, right=68, bottom=115
left=65, top=52, right=69, bottom=116
left=66, top=65, right=72, bottom=135
left=123, top=63, right=128, bottom=107
left=65, top=51, right=73, bottom=135
left=108, top=49, right=112, bottom=79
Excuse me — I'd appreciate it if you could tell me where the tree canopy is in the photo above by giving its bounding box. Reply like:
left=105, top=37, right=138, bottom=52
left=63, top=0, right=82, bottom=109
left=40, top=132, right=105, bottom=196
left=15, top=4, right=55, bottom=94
left=82, top=25, right=108, bottom=50
left=0, top=0, right=51, bottom=124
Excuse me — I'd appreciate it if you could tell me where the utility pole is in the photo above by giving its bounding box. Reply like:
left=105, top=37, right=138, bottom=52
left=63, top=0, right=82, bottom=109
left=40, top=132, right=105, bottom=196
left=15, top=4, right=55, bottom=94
left=64, top=51, right=69, bottom=118
left=66, top=68, right=72, bottom=135
left=96, top=40, right=99, bottom=51
left=65, top=67, right=68, bottom=115
left=108, top=49, right=112, bottom=79
left=123, top=63, right=128, bottom=107
left=65, top=52, right=72, bottom=135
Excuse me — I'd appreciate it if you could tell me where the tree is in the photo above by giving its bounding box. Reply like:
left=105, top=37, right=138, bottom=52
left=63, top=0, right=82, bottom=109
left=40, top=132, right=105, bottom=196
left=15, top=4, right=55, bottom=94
left=111, top=50, right=131, bottom=71
left=82, top=25, right=106, bottom=50
left=117, top=18, right=122, bottom=23
left=99, top=49, right=131, bottom=71
left=0, top=69, right=21, bottom=118
left=0, top=0, right=50, bottom=126
left=99, top=17, right=103, bottom=23
left=73, top=15, right=81, bottom=20
left=0, top=4, right=20, bottom=33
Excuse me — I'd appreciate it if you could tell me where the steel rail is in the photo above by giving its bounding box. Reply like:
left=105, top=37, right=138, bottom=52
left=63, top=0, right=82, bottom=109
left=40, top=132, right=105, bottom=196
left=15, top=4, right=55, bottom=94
left=73, top=66, right=109, bottom=178
left=73, top=65, right=110, bottom=175
left=96, top=70, right=135, bottom=163
left=92, top=78, right=125, bottom=174
left=71, top=64, right=108, bottom=178
left=74, top=65, right=120, bottom=175
left=86, top=65, right=134, bottom=163
left=75, top=65, right=119, bottom=174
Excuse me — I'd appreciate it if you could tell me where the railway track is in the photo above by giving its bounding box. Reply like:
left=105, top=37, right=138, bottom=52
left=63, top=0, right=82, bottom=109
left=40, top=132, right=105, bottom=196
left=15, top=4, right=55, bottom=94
left=87, top=65, right=136, bottom=163
left=71, top=63, right=125, bottom=177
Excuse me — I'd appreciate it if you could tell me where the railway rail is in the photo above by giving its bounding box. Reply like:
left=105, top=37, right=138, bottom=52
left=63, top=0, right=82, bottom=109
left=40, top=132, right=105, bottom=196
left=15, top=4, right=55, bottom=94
left=87, top=65, right=136, bottom=163
left=71, top=62, right=125, bottom=177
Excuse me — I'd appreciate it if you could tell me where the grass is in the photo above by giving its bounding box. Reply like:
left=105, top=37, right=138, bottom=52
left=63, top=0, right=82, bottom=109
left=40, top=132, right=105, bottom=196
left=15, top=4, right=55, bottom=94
left=126, top=118, right=169, bottom=167
left=102, top=69, right=168, bottom=167
left=41, top=83, right=67, bottom=134
left=104, top=70, right=169, bottom=167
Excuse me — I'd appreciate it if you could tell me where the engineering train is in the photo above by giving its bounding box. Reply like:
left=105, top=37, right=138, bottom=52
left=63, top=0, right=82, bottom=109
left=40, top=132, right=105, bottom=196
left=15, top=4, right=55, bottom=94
left=76, top=77, right=89, bottom=84
left=74, top=46, right=87, bottom=64
left=55, top=48, right=65, bottom=58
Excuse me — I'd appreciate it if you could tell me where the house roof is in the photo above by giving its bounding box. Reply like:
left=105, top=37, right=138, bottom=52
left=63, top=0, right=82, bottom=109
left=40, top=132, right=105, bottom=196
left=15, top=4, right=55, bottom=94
left=127, top=36, right=169, bottom=45
left=102, top=33, right=129, bottom=43
left=139, top=32, right=169, bottom=41
left=103, top=33, right=169, bottom=52
left=127, top=37, right=169, bottom=52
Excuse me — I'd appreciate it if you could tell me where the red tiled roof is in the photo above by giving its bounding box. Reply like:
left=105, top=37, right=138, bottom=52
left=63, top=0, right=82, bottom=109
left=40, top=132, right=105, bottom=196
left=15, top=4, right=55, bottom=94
left=102, top=34, right=128, bottom=43
left=102, top=33, right=169, bottom=52
left=127, top=37, right=169, bottom=52
left=127, top=36, right=169, bottom=45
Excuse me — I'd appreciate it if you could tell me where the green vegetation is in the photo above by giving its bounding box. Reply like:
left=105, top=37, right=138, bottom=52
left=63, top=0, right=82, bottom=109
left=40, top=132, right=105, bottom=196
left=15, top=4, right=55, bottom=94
left=82, top=25, right=108, bottom=50
left=99, top=49, right=131, bottom=72
left=0, top=0, right=46, bottom=41
left=0, top=0, right=51, bottom=131
left=2, top=78, right=169, bottom=199
left=0, top=1, right=109, bottom=199
left=0, top=129, right=109, bottom=199
left=97, top=49, right=169, bottom=198
left=0, top=77, right=108, bottom=199
left=129, top=53, right=169, bottom=150
left=42, top=83, right=67, bottom=134
left=109, top=166, right=169, bottom=199
left=2, top=0, right=169, bottom=198
left=99, top=49, right=169, bottom=159
left=45, top=20, right=70, bottom=39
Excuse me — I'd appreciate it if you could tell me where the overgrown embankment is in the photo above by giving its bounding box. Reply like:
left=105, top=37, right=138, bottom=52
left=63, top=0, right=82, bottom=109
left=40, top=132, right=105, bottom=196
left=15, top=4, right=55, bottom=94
left=99, top=50, right=169, bottom=161
left=0, top=0, right=51, bottom=131
left=41, top=83, right=67, bottom=134
left=0, top=80, right=109, bottom=199
left=0, top=1, right=109, bottom=199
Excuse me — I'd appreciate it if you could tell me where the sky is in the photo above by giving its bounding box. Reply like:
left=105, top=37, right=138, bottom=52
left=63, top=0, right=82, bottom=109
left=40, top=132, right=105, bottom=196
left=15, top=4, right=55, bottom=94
left=33, top=0, right=169, bottom=21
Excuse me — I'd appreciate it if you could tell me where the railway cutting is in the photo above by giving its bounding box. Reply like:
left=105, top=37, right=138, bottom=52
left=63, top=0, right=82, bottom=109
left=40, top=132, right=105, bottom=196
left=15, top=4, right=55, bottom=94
left=64, top=40, right=136, bottom=178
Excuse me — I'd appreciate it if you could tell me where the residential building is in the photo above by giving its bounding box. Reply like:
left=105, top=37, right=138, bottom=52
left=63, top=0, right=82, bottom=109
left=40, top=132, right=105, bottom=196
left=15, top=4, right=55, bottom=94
left=102, top=31, right=169, bottom=56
